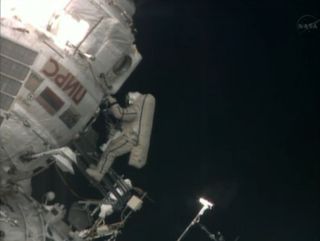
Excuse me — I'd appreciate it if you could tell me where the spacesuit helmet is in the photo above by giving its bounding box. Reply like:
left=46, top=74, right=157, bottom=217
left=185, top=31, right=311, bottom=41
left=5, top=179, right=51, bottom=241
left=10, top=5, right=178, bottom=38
left=126, top=92, right=141, bottom=105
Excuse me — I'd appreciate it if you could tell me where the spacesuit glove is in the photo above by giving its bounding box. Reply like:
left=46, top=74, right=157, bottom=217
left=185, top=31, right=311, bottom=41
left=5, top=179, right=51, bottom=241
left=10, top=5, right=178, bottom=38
left=107, top=95, right=117, bottom=105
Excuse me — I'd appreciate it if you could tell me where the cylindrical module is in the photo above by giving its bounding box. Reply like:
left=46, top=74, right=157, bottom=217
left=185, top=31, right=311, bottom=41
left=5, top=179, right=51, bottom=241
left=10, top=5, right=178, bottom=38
left=0, top=193, right=46, bottom=241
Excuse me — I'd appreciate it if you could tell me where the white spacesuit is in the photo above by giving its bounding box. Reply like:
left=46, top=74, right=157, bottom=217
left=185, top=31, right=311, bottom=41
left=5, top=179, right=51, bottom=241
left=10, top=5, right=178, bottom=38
left=86, top=92, right=155, bottom=182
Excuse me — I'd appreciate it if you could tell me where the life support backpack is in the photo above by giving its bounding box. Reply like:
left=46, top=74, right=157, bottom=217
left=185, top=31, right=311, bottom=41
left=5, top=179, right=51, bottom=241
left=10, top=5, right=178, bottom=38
left=128, top=94, right=156, bottom=168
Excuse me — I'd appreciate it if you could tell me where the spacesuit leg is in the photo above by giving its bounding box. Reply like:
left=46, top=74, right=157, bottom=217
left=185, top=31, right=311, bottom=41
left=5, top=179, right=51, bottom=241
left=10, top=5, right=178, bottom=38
left=86, top=134, right=134, bottom=181
left=98, top=135, right=134, bottom=174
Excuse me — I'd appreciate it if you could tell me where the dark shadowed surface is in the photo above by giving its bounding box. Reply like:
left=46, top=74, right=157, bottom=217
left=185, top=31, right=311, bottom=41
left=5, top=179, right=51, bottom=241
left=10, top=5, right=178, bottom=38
left=34, top=1, right=320, bottom=241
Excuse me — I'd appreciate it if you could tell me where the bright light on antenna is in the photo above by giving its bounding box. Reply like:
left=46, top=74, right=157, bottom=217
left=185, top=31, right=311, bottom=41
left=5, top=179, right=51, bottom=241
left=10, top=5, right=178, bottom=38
left=199, top=198, right=214, bottom=209
left=176, top=197, right=215, bottom=241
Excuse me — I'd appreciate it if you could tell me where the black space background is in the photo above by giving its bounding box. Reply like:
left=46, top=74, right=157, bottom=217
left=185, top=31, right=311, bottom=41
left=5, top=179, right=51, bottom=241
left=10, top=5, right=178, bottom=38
left=34, top=1, right=320, bottom=241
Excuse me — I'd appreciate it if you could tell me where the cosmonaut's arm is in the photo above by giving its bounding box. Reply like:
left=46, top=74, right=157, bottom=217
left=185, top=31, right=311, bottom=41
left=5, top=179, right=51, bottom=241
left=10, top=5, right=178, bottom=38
left=107, top=96, right=138, bottom=121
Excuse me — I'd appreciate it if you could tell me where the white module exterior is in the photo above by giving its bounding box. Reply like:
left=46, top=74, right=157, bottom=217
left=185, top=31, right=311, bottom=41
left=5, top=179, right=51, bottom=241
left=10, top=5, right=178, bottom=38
left=0, top=0, right=141, bottom=186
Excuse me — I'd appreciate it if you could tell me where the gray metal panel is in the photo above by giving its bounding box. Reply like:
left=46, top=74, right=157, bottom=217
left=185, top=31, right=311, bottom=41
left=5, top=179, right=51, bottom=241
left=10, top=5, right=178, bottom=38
left=24, top=72, right=44, bottom=92
left=0, top=73, right=22, bottom=95
left=59, top=107, right=80, bottom=129
left=36, top=87, right=65, bottom=115
left=0, top=92, right=14, bottom=110
left=0, top=55, right=30, bottom=80
left=0, top=36, right=38, bottom=65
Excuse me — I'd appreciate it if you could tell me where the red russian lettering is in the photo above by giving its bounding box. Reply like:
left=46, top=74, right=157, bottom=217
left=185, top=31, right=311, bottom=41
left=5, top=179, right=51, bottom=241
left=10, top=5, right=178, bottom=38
left=63, top=76, right=80, bottom=97
left=55, top=73, right=71, bottom=87
left=42, top=57, right=87, bottom=105
left=42, top=58, right=59, bottom=77
left=72, top=86, right=87, bottom=104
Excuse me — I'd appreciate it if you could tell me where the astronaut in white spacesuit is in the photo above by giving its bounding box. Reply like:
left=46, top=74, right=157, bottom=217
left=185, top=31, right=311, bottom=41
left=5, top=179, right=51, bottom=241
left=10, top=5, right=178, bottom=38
left=86, top=92, right=155, bottom=182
